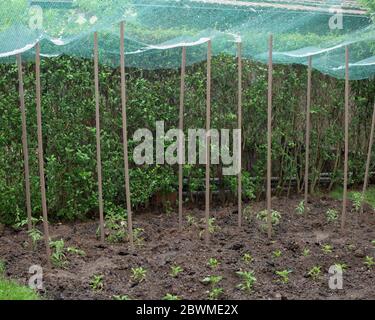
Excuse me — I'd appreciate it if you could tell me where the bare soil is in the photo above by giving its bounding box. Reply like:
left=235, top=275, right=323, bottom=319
left=1, top=195, right=374, bottom=300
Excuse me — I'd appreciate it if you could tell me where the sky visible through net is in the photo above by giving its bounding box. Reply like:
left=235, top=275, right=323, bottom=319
left=0, top=0, right=374, bottom=79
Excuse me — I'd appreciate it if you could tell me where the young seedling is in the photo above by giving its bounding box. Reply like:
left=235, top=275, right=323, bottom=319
left=103, top=208, right=128, bottom=243
left=163, top=293, right=181, bottom=300
left=275, top=270, right=292, bottom=284
left=295, top=200, right=305, bottom=215
left=242, top=253, right=253, bottom=264
left=364, top=256, right=374, bottom=269
left=334, top=263, right=348, bottom=272
left=236, top=270, right=256, bottom=292
left=199, top=218, right=220, bottom=238
left=186, top=214, right=198, bottom=227
left=90, top=274, right=104, bottom=291
left=256, top=210, right=281, bottom=232
left=321, top=244, right=333, bottom=254
left=113, top=295, right=131, bottom=300
left=208, top=287, right=224, bottom=300
left=207, top=258, right=220, bottom=269
left=307, top=266, right=322, bottom=280
left=202, top=275, right=223, bottom=300
left=170, top=265, right=183, bottom=278
left=272, top=250, right=282, bottom=259
left=302, top=248, right=310, bottom=257
left=67, top=247, right=86, bottom=256
left=371, top=240, right=375, bottom=246
left=27, top=228, right=43, bottom=250
left=14, top=216, right=43, bottom=249
left=49, top=239, right=68, bottom=268
left=326, top=209, right=338, bottom=223
left=351, top=192, right=363, bottom=213
left=133, top=227, right=145, bottom=247
left=131, top=267, right=147, bottom=283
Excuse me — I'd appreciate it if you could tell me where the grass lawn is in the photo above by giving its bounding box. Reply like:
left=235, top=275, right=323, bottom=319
left=329, top=185, right=375, bottom=209
left=0, top=261, right=40, bottom=300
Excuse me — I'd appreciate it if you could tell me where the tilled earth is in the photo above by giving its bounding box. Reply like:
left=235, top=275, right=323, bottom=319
left=0, top=195, right=374, bottom=300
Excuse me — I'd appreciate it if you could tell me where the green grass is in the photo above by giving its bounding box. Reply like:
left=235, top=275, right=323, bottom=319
left=0, top=260, right=40, bottom=300
left=0, top=278, right=40, bottom=300
left=330, top=186, right=375, bottom=209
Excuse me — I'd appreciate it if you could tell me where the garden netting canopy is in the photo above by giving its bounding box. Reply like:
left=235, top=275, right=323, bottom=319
left=0, top=0, right=374, bottom=80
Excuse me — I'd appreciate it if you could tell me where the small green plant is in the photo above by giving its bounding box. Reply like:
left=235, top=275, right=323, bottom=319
left=208, top=258, right=220, bottom=269
left=131, top=267, right=147, bottom=283
left=371, top=240, right=375, bottom=246
left=321, top=244, right=333, bottom=254
left=199, top=218, right=220, bottom=238
left=334, top=263, right=348, bottom=272
left=27, top=228, right=43, bottom=250
left=133, top=227, right=145, bottom=246
left=170, top=265, right=183, bottom=278
left=256, top=210, right=281, bottom=232
left=302, top=248, right=310, bottom=257
left=307, top=266, right=322, bottom=280
left=275, top=270, right=292, bottom=284
left=352, top=192, right=363, bottom=213
left=202, top=275, right=223, bottom=300
left=186, top=214, right=198, bottom=227
left=272, top=250, right=282, bottom=258
left=49, top=239, right=68, bottom=267
left=13, top=216, right=43, bottom=249
left=90, top=274, right=104, bottom=291
left=236, top=270, right=256, bottom=292
left=67, top=247, right=86, bottom=256
left=113, top=295, right=131, bottom=300
left=208, top=287, right=224, bottom=300
left=163, top=293, right=181, bottom=300
left=242, top=253, right=253, bottom=264
left=364, top=256, right=374, bottom=268
left=102, top=206, right=128, bottom=243
left=326, top=209, right=338, bottom=223
left=295, top=200, right=305, bottom=215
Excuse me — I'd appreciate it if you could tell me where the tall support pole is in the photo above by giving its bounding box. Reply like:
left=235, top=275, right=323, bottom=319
left=267, top=35, right=273, bottom=239
left=304, top=56, right=312, bottom=211
left=17, top=54, right=32, bottom=232
left=120, top=22, right=133, bottom=247
left=94, top=32, right=105, bottom=243
left=360, top=101, right=375, bottom=216
left=205, top=40, right=212, bottom=245
left=237, top=41, right=243, bottom=227
left=341, top=46, right=350, bottom=232
left=178, top=46, right=186, bottom=231
left=35, top=44, right=51, bottom=265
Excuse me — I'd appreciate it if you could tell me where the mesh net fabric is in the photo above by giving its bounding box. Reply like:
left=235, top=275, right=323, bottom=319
left=0, top=0, right=374, bottom=80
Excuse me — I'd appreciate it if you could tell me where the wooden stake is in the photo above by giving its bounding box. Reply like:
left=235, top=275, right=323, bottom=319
left=304, top=56, right=312, bottom=210
left=178, top=46, right=186, bottom=231
left=341, top=46, right=350, bottom=232
left=205, top=40, right=212, bottom=245
left=17, top=54, right=32, bottom=232
left=35, top=44, right=51, bottom=266
left=267, top=35, right=273, bottom=239
left=237, top=42, right=243, bottom=227
left=360, top=100, right=375, bottom=216
left=94, top=32, right=105, bottom=243
left=120, top=22, right=133, bottom=247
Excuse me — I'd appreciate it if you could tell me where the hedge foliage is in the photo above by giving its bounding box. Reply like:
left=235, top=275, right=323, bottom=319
left=0, top=55, right=374, bottom=224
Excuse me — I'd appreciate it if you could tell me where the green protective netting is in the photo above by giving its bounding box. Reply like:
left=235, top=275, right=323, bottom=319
left=0, top=0, right=374, bottom=79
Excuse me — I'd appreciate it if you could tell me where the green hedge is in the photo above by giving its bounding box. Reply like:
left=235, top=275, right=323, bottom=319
left=0, top=55, right=374, bottom=224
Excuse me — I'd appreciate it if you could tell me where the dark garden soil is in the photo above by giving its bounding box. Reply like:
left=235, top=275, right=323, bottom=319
left=1, top=195, right=374, bottom=300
